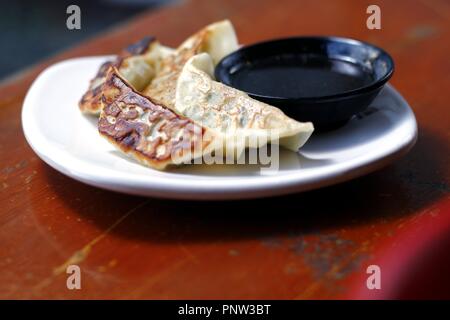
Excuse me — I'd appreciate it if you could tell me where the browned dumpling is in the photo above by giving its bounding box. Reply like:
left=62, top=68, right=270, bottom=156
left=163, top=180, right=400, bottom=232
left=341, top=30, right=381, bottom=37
left=79, top=37, right=173, bottom=114
left=98, top=68, right=217, bottom=170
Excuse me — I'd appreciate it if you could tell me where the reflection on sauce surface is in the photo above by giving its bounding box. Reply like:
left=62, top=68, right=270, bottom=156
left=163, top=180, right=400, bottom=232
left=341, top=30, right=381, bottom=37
left=229, top=55, right=374, bottom=99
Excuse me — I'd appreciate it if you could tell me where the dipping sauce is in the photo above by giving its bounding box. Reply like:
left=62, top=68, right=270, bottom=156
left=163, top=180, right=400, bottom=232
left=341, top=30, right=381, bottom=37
left=215, top=36, right=394, bottom=129
left=228, top=55, right=374, bottom=99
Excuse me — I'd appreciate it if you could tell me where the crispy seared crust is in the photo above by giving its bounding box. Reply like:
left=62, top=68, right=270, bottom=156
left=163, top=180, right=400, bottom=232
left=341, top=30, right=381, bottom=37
left=79, top=37, right=156, bottom=114
left=98, top=68, right=215, bottom=170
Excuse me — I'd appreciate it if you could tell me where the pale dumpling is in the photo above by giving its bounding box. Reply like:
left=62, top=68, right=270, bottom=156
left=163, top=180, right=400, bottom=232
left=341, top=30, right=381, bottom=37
left=79, top=37, right=174, bottom=114
left=143, top=20, right=239, bottom=108
left=175, top=53, right=314, bottom=152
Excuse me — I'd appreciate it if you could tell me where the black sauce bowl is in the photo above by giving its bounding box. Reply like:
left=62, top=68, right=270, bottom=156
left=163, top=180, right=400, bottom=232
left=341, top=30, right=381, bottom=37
left=215, top=36, right=394, bottom=130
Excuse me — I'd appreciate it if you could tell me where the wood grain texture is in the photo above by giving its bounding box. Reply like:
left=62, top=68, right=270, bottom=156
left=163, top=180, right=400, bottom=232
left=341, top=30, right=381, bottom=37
left=0, top=0, right=449, bottom=299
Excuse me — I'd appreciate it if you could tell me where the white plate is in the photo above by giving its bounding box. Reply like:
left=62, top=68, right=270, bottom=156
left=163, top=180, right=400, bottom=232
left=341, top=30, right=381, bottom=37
left=22, top=57, right=417, bottom=200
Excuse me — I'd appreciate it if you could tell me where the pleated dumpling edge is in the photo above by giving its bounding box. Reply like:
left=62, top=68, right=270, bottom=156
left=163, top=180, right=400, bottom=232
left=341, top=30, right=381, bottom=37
left=175, top=53, right=314, bottom=152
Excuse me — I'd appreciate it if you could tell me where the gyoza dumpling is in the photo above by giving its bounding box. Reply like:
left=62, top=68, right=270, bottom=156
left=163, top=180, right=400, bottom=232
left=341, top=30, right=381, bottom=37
left=143, top=20, right=238, bottom=108
left=80, top=37, right=174, bottom=114
left=175, top=53, right=314, bottom=152
left=98, top=67, right=218, bottom=170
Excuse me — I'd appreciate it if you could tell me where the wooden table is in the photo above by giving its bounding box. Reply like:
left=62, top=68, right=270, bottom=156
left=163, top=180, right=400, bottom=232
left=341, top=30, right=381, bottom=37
left=1, top=0, right=449, bottom=299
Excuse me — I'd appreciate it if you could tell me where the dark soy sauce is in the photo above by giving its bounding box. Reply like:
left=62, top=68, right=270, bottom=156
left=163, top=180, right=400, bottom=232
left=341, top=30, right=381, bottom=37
left=230, top=55, right=374, bottom=99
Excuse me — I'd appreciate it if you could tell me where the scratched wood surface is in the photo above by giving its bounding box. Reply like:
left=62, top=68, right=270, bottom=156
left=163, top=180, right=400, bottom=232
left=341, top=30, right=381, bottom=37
left=0, top=0, right=449, bottom=299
